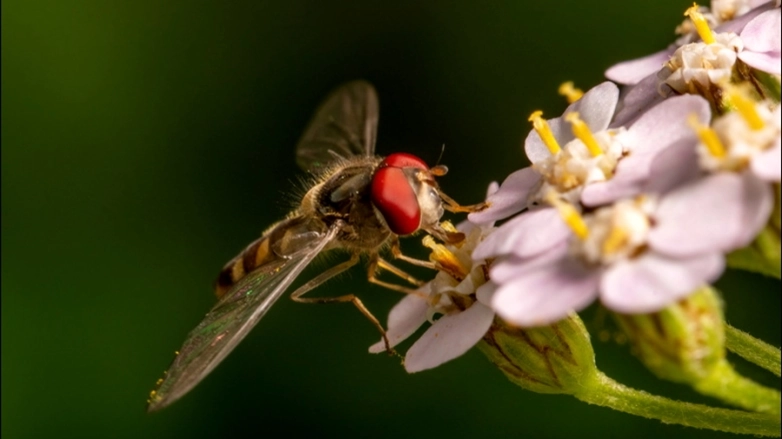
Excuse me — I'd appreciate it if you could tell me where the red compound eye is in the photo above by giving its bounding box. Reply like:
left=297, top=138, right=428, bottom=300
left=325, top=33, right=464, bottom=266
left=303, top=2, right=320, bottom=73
left=371, top=167, right=421, bottom=235
left=381, top=152, right=428, bottom=170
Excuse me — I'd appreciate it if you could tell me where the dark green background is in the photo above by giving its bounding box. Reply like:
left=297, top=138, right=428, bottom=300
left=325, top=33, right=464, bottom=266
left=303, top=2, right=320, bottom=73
left=3, top=1, right=779, bottom=438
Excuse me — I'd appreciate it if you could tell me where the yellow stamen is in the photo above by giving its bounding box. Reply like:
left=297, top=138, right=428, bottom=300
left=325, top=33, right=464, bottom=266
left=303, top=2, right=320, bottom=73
left=725, top=85, right=764, bottom=130
left=545, top=193, right=589, bottom=240
left=602, top=227, right=628, bottom=255
left=685, top=3, right=715, bottom=44
left=440, top=220, right=458, bottom=234
left=688, top=114, right=726, bottom=157
left=565, top=112, right=603, bottom=157
left=422, top=235, right=468, bottom=280
left=558, top=81, right=584, bottom=104
left=529, top=110, right=561, bottom=155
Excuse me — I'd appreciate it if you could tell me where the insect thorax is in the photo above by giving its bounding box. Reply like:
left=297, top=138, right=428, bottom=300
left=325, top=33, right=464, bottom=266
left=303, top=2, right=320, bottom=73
left=303, top=159, right=391, bottom=252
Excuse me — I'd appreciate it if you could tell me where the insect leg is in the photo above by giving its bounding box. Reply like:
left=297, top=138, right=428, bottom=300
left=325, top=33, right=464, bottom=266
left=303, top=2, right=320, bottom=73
left=439, top=190, right=487, bottom=213
left=290, top=253, right=396, bottom=355
left=386, top=236, right=436, bottom=271
left=375, top=257, right=425, bottom=287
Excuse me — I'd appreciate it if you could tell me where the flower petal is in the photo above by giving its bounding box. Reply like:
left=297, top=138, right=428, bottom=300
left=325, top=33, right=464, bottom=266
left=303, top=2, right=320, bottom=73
left=475, top=281, right=497, bottom=305
left=468, top=167, right=541, bottom=224
left=568, top=82, right=620, bottom=133
left=737, top=9, right=781, bottom=73
left=643, top=137, right=702, bottom=195
left=583, top=101, right=704, bottom=207
left=649, top=173, right=771, bottom=256
left=739, top=51, right=782, bottom=75
left=623, top=95, right=709, bottom=156
left=605, top=48, right=674, bottom=85
left=525, top=82, right=619, bottom=164
left=735, top=171, right=775, bottom=246
left=741, top=9, right=781, bottom=53
left=611, top=73, right=673, bottom=128
left=404, top=303, right=494, bottom=373
left=368, top=292, right=429, bottom=353
left=488, top=240, right=569, bottom=283
left=751, top=138, right=781, bottom=181
left=581, top=168, right=646, bottom=207
left=491, top=256, right=600, bottom=327
left=472, top=208, right=570, bottom=260
left=716, top=1, right=776, bottom=34
left=601, top=252, right=724, bottom=314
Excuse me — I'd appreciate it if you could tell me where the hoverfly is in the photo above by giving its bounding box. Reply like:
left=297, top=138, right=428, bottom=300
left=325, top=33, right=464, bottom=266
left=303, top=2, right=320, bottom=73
left=147, top=81, right=480, bottom=412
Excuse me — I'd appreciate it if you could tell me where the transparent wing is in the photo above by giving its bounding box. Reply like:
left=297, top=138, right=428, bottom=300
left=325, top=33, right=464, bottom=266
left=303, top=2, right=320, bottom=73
left=295, top=80, right=379, bottom=171
left=147, top=226, right=338, bottom=412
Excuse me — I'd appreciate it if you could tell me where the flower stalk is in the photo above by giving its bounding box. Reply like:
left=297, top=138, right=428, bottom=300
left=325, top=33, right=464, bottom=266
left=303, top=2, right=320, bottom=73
left=576, top=372, right=781, bottom=437
left=479, top=312, right=781, bottom=435
left=725, top=324, right=782, bottom=377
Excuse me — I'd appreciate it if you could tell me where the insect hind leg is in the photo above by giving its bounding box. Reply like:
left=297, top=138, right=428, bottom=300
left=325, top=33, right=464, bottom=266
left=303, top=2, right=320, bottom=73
left=290, top=253, right=397, bottom=356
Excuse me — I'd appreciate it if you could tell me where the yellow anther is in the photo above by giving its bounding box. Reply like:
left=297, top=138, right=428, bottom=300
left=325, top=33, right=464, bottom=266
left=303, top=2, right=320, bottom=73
left=440, top=220, right=459, bottom=234
left=685, top=3, right=715, bottom=44
left=725, top=85, right=764, bottom=130
left=565, top=112, right=603, bottom=157
left=422, top=235, right=468, bottom=280
left=558, top=81, right=584, bottom=104
left=529, top=110, right=561, bottom=155
left=688, top=114, right=725, bottom=157
left=545, top=193, right=589, bottom=240
left=602, top=227, right=628, bottom=255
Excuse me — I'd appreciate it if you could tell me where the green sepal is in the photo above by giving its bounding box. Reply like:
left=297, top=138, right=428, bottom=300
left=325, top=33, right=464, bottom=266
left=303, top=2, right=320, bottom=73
left=478, top=313, right=597, bottom=395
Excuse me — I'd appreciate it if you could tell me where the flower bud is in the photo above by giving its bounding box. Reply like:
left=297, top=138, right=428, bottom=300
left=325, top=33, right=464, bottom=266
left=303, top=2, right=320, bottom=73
left=613, top=286, right=780, bottom=414
left=478, top=313, right=598, bottom=395
left=612, top=286, right=724, bottom=384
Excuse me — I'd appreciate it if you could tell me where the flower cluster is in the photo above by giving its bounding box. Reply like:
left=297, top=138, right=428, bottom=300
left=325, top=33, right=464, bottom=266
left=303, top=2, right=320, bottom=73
left=367, top=2, right=780, bottom=435
left=469, top=1, right=780, bottom=328
left=376, top=1, right=780, bottom=376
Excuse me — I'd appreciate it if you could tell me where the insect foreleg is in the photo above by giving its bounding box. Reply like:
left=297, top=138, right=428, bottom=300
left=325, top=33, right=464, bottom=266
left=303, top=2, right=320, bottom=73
left=375, top=257, right=426, bottom=287
left=438, top=190, right=487, bottom=214
left=290, top=253, right=396, bottom=355
left=388, top=236, right=438, bottom=271
left=367, top=253, right=429, bottom=298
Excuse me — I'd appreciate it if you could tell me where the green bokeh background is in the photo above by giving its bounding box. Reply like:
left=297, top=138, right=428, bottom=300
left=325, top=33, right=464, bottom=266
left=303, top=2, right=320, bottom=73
left=3, top=1, right=779, bottom=438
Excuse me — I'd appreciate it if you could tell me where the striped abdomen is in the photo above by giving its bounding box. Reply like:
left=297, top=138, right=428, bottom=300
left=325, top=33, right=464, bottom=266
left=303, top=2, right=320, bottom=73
left=214, top=216, right=319, bottom=299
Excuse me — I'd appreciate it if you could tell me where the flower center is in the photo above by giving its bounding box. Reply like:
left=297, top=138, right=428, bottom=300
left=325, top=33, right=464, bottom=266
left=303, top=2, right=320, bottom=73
left=546, top=192, right=589, bottom=240
left=529, top=111, right=561, bottom=155
left=691, top=86, right=781, bottom=173
left=690, top=114, right=727, bottom=158
left=547, top=194, right=653, bottom=265
left=581, top=198, right=653, bottom=265
left=423, top=235, right=469, bottom=282
left=529, top=111, right=625, bottom=203
left=725, top=85, right=764, bottom=131
left=565, top=112, right=604, bottom=157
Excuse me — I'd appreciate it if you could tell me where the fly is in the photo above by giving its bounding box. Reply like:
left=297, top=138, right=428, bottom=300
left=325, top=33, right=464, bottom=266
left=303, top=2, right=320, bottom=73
left=147, top=81, right=482, bottom=412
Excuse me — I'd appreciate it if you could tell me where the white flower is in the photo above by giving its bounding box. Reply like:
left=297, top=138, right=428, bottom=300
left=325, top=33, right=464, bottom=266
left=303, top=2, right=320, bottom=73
left=369, top=193, right=498, bottom=372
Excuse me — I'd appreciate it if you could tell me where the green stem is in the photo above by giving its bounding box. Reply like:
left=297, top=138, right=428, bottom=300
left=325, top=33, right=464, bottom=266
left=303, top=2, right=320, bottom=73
left=694, top=359, right=780, bottom=414
left=726, top=324, right=782, bottom=377
left=576, top=372, right=781, bottom=437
